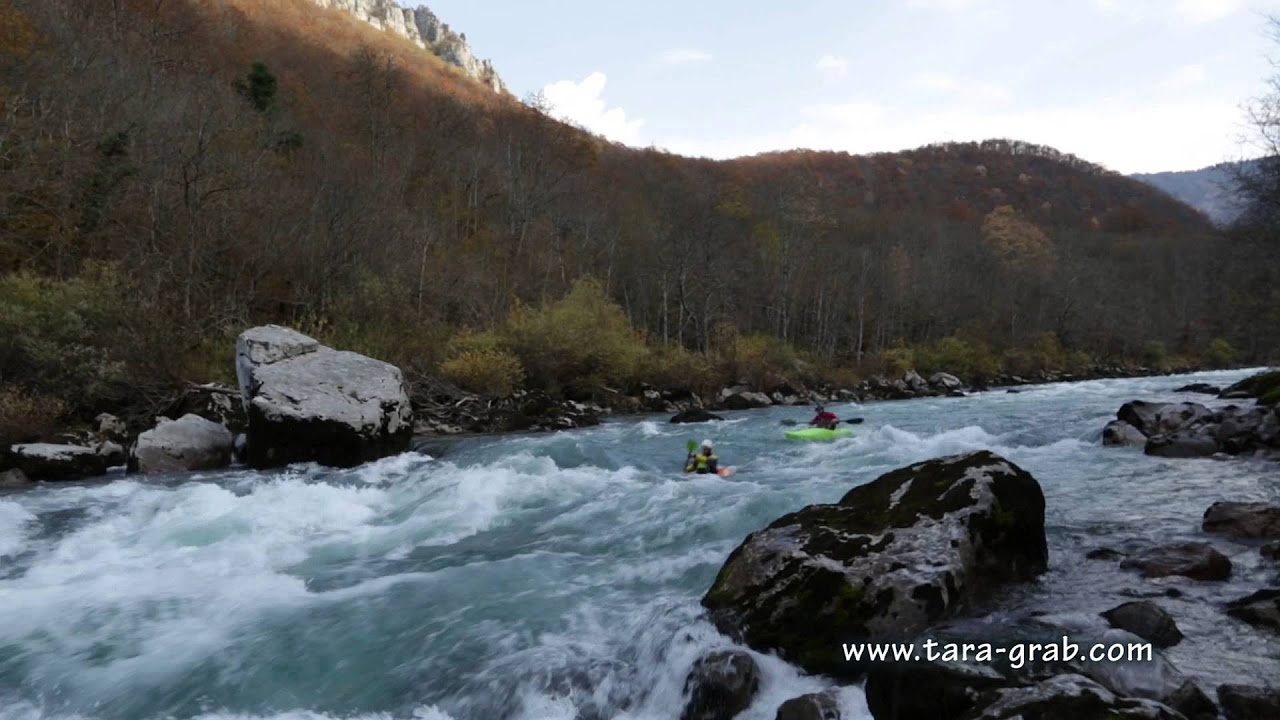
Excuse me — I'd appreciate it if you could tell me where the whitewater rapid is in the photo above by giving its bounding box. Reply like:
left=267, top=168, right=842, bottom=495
left=1, top=369, right=1277, bottom=719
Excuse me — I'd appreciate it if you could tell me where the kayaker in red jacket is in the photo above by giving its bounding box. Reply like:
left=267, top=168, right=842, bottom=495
left=809, top=406, right=838, bottom=430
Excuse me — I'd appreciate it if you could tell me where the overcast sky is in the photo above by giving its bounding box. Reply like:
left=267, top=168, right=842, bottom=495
left=425, top=0, right=1280, bottom=173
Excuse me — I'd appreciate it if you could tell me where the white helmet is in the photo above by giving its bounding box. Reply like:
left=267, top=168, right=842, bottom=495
left=701, top=439, right=714, bottom=449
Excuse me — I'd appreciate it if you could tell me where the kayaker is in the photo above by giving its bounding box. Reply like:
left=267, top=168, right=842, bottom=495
left=809, top=405, right=838, bottom=430
left=685, top=440, right=719, bottom=474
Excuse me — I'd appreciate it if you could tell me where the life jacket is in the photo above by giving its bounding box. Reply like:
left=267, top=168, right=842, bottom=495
left=686, top=452, right=717, bottom=473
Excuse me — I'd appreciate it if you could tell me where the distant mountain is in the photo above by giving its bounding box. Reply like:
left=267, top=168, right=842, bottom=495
left=1131, top=161, right=1252, bottom=227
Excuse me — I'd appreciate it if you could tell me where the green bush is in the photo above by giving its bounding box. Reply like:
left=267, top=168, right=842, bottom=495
left=1142, top=340, right=1168, bottom=369
left=879, top=347, right=915, bottom=377
left=642, top=344, right=718, bottom=394
left=508, top=277, right=645, bottom=392
left=446, top=328, right=511, bottom=358
left=1205, top=338, right=1235, bottom=369
left=0, top=385, right=67, bottom=446
left=915, top=336, right=1000, bottom=380
left=0, top=272, right=125, bottom=410
left=439, top=349, right=525, bottom=396
left=1030, top=332, right=1067, bottom=372
left=731, top=333, right=797, bottom=388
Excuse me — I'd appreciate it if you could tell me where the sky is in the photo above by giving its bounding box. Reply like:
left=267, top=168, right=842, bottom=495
left=423, top=0, right=1280, bottom=173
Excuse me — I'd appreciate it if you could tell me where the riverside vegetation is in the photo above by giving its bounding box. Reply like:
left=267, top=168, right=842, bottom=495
left=2, top=0, right=1279, bottom=450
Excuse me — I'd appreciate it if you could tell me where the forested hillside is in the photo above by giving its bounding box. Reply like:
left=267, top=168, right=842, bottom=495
left=1, top=0, right=1274, bottom=432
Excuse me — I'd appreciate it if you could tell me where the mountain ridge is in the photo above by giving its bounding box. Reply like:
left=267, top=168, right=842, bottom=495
left=1130, top=160, right=1252, bottom=227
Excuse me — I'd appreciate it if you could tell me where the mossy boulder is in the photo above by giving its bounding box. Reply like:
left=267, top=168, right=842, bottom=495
left=701, top=450, right=1047, bottom=678
left=1220, top=370, right=1280, bottom=406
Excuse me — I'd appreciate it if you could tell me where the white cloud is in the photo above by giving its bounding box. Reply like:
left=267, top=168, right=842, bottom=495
left=1095, top=0, right=1240, bottom=23
left=653, top=48, right=713, bottom=66
left=541, top=72, right=645, bottom=145
left=907, top=0, right=983, bottom=9
left=909, top=72, right=1013, bottom=104
left=1159, top=64, right=1208, bottom=89
left=816, top=54, right=849, bottom=76
left=657, top=98, right=1244, bottom=173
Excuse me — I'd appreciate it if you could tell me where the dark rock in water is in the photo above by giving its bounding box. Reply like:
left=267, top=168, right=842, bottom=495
left=1005, top=389, right=1021, bottom=394
left=1217, top=684, right=1280, bottom=720
left=775, top=692, right=840, bottom=720
left=1103, top=420, right=1147, bottom=447
left=960, top=674, right=1185, bottom=720
left=1117, top=401, right=1165, bottom=436
left=1202, top=501, right=1280, bottom=540
left=1167, top=681, right=1219, bottom=720
left=1219, top=370, right=1280, bottom=403
left=1087, top=547, right=1126, bottom=561
left=0, top=468, right=31, bottom=488
left=1144, top=429, right=1218, bottom=458
left=671, top=408, right=725, bottom=424
left=1262, top=542, right=1280, bottom=561
left=130, top=414, right=234, bottom=474
left=865, top=660, right=1006, bottom=720
left=1214, top=406, right=1271, bottom=454
left=1225, top=589, right=1280, bottom=633
left=1120, top=543, right=1232, bottom=581
left=235, top=325, right=413, bottom=469
left=1120, top=401, right=1212, bottom=438
left=2, top=444, right=112, bottom=482
left=701, top=450, right=1047, bottom=678
left=1176, top=383, right=1220, bottom=394
left=680, top=650, right=760, bottom=720
left=1100, top=601, right=1183, bottom=648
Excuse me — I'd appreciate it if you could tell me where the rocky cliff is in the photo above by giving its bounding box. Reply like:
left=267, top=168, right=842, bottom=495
left=310, top=0, right=506, bottom=93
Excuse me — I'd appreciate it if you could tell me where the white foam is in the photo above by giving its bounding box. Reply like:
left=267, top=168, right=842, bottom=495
left=0, top=500, right=35, bottom=558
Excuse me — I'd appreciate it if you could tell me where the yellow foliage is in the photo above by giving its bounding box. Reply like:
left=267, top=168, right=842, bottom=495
left=0, top=384, right=66, bottom=445
left=439, top=349, right=525, bottom=396
left=0, top=1, right=36, bottom=60
left=508, top=276, right=645, bottom=391
left=981, top=205, right=1056, bottom=280
left=642, top=344, right=718, bottom=394
left=732, top=333, right=797, bottom=388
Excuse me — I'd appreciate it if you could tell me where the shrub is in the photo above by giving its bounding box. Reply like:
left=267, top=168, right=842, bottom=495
left=0, top=385, right=67, bottom=446
left=1030, top=331, right=1067, bottom=373
left=446, top=328, right=511, bottom=358
left=915, top=336, right=1000, bottom=380
left=0, top=272, right=125, bottom=411
left=1205, top=338, right=1235, bottom=369
left=438, top=349, right=525, bottom=396
left=508, top=277, right=645, bottom=392
left=731, top=333, right=796, bottom=388
left=1141, top=341, right=1168, bottom=369
left=878, top=347, right=915, bottom=377
left=642, top=344, right=718, bottom=394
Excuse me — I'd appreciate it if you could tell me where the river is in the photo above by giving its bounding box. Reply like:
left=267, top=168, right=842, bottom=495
left=1, top=368, right=1277, bottom=720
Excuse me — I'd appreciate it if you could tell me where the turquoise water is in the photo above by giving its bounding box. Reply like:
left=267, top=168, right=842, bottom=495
left=0, top=369, right=1277, bottom=719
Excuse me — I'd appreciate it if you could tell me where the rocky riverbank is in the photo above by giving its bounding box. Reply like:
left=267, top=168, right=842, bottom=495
left=683, top=449, right=1280, bottom=720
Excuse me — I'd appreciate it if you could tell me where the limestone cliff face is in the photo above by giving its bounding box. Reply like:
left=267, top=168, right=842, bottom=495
left=311, top=0, right=506, bottom=93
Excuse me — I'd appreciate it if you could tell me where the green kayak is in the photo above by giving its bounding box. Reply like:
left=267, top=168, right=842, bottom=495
left=784, top=427, right=854, bottom=441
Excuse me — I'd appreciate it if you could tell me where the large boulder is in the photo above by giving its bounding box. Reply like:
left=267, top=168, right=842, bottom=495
left=1175, top=383, right=1220, bottom=395
left=1225, top=589, right=1280, bottom=633
left=1217, top=684, right=1280, bottom=720
left=680, top=650, right=760, bottom=720
left=1219, top=370, right=1280, bottom=402
left=720, top=389, right=773, bottom=410
left=1103, top=420, right=1147, bottom=447
left=929, top=372, right=964, bottom=391
left=701, top=451, right=1047, bottom=678
left=1118, top=401, right=1212, bottom=437
left=130, top=414, right=235, bottom=474
left=2, top=443, right=112, bottom=481
left=1144, top=428, right=1218, bottom=458
left=1120, top=543, right=1231, bottom=581
left=1100, top=601, right=1183, bottom=648
left=235, top=325, right=413, bottom=468
left=1202, top=502, right=1280, bottom=540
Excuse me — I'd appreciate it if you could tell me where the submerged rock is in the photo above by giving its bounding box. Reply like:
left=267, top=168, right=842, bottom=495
left=680, top=650, right=760, bottom=720
left=775, top=692, right=840, bottom=720
left=1103, top=420, right=1147, bottom=447
left=701, top=450, right=1047, bottom=678
left=1202, top=501, right=1280, bottom=540
left=1175, top=383, right=1220, bottom=395
left=1144, top=428, right=1219, bottom=458
left=1225, top=589, right=1280, bottom=633
left=1120, top=543, right=1231, bottom=581
left=0, top=468, right=31, bottom=488
left=1217, top=684, right=1280, bottom=720
left=235, top=325, right=412, bottom=469
left=131, top=414, right=235, bottom=474
left=671, top=408, right=725, bottom=424
left=2, top=443, right=112, bottom=482
left=1100, top=601, right=1183, bottom=648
